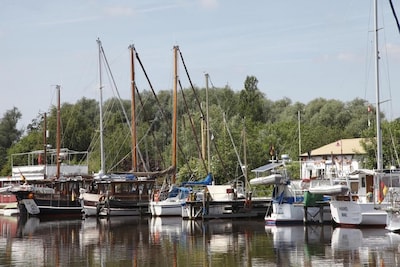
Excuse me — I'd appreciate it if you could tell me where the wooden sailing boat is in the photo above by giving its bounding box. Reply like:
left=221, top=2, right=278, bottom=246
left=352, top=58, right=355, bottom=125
left=8, top=85, right=92, bottom=218
left=148, top=46, right=190, bottom=216
left=80, top=39, right=157, bottom=217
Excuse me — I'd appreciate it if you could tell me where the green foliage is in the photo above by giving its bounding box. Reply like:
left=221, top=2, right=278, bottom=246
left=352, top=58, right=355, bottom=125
left=2, top=76, right=400, bottom=181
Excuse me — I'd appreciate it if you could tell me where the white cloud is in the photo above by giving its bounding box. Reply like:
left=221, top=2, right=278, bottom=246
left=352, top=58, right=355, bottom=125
left=199, top=0, right=219, bottom=9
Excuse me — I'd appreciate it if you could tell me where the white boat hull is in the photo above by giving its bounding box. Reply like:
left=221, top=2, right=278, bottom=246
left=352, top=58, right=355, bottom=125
left=265, top=202, right=331, bottom=225
left=386, top=208, right=400, bottom=232
left=330, top=200, right=388, bottom=226
left=150, top=200, right=185, bottom=216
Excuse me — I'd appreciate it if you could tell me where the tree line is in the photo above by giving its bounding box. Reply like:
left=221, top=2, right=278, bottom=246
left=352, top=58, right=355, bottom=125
left=1, top=76, right=399, bottom=184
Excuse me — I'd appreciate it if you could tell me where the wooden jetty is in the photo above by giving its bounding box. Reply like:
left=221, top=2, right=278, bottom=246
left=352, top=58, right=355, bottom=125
left=182, top=197, right=271, bottom=220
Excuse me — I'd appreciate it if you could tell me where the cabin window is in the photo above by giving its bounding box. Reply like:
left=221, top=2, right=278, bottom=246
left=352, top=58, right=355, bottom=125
left=350, top=182, right=359, bottom=193
left=361, top=177, right=366, bottom=188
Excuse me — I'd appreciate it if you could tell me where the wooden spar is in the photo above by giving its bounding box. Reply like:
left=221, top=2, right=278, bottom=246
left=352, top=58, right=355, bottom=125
left=56, top=85, right=61, bottom=179
left=172, top=46, right=178, bottom=183
left=129, top=45, right=138, bottom=172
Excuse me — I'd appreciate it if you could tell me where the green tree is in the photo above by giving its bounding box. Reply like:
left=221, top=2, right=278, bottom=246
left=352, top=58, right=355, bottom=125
left=0, top=107, right=23, bottom=174
left=239, top=76, right=265, bottom=122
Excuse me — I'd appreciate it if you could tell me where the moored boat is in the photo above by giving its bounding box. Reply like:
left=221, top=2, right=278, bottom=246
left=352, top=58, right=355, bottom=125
left=150, top=173, right=212, bottom=217
left=251, top=159, right=331, bottom=225
left=329, top=169, right=400, bottom=226
left=81, top=174, right=155, bottom=216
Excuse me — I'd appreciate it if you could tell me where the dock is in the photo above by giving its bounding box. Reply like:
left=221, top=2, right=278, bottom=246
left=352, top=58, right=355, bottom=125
left=182, top=197, right=271, bottom=220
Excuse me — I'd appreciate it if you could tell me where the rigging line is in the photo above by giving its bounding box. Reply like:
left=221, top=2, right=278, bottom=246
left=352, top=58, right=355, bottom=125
left=388, top=0, right=400, bottom=34
left=135, top=84, right=166, bottom=169
left=201, top=73, right=231, bottom=178
left=99, top=44, right=131, bottom=130
left=223, top=113, right=244, bottom=177
left=102, top=45, right=147, bottom=171
left=134, top=48, right=188, bottom=175
left=177, top=48, right=206, bottom=121
left=178, top=79, right=207, bottom=174
left=107, top=131, right=131, bottom=173
left=389, top=127, right=400, bottom=167
left=173, top=79, right=194, bottom=176
left=134, top=50, right=170, bottom=128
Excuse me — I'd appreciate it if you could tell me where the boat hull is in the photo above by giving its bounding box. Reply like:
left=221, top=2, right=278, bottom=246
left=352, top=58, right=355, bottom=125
left=81, top=193, right=149, bottom=217
left=330, top=200, right=388, bottom=226
left=150, top=201, right=184, bottom=216
left=386, top=208, right=400, bottom=232
left=265, top=202, right=331, bottom=225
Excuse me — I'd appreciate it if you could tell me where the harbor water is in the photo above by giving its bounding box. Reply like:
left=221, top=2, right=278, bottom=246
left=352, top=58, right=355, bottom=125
left=0, top=215, right=400, bottom=266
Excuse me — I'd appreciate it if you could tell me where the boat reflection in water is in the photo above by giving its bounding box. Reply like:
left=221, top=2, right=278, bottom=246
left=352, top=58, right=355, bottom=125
left=265, top=225, right=333, bottom=266
left=331, top=227, right=398, bottom=266
left=4, top=216, right=400, bottom=266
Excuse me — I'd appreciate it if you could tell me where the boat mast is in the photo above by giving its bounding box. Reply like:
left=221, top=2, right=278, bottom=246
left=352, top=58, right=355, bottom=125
left=374, top=0, right=383, bottom=171
left=97, top=38, right=106, bottom=175
left=43, top=112, right=47, bottom=178
left=56, top=85, right=61, bottom=179
left=205, top=73, right=211, bottom=174
left=172, top=46, right=178, bottom=183
left=298, top=110, right=302, bottom=178
left=129, top=44, right=138, bottom=172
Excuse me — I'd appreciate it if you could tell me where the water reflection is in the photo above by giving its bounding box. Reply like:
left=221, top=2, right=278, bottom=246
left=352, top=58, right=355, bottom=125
left=265, top=225, right=333, bottom=266
left=331, top=227, right=400, bottom=266
left=2, top=216, right=400, bottom=266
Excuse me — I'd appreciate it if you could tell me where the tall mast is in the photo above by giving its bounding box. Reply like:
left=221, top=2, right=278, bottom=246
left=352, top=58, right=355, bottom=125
left=97, top=38, right=105, bottom=175
left=43, top=112, right=47, bottom=178
left=374, top=0, right=383, bottom=170
left=56, top=85, right=61, bottom=179
left=129, top=44, right=138, bottom=172
left=172, top=46, right=178, bottom=183
left=298, top=110, right=302, bottom=178
left=205, top=73, right=211, bottom=174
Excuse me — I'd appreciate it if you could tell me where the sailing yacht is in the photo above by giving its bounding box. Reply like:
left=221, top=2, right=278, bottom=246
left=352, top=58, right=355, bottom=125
left=329, top=0, right=400, bottom=227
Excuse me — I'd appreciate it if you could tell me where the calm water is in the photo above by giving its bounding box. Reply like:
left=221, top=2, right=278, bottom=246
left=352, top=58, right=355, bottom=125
left=1, top=215, right=400, bottom=267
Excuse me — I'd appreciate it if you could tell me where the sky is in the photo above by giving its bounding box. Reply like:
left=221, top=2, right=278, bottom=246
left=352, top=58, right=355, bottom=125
left=1, top=0, right=400, bottom=130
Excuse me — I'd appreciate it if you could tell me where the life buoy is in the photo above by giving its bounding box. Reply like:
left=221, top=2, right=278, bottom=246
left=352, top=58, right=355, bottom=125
left=99, top=195, right=106, bottom=202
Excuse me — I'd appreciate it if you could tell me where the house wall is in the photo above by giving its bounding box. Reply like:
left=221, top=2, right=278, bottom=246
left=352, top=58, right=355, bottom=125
left=301, top=154, right=362, bottom=179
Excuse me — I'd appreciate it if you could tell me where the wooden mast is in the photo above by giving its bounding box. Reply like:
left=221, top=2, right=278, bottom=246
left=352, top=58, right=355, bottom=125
left=172, top=46, right=178, bottom=183
left=129, top=44, right=138, bottom=172
left=56, top=85, right=61, bottom=179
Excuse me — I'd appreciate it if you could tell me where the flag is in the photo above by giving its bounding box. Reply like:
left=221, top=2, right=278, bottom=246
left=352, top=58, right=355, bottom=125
left=378, top=181, right=388, bottom=204
left=19, top=169, right=26, bottom=183
left=269, top=145, right=275, bottom=156
left=367, top=106, right=371, bottom=127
